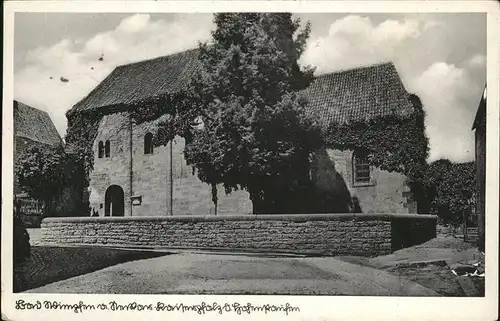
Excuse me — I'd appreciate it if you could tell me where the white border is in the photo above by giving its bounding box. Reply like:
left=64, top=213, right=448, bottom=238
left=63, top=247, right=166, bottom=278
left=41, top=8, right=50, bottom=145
left=2, top=2, right=499, bottom=320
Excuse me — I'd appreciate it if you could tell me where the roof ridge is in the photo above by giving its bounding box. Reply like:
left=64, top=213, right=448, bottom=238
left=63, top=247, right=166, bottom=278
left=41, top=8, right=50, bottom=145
left=14, top=100, right=51, bottom=117
left=114, top=47, right=199, bottom=69
left=14, top=100, right=62, bottom=145
left=314, top=61, right=395, bottom=78
left=68, top=47, right=201, bottom=115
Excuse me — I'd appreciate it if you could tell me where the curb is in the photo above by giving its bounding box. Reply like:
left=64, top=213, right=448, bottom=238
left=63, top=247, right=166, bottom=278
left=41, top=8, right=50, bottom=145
left=31, top=243, right=313, bottom=258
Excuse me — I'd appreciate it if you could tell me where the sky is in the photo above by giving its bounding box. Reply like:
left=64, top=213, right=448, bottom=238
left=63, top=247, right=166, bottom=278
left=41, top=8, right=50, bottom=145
left=14, top=12, right=486, bottom=163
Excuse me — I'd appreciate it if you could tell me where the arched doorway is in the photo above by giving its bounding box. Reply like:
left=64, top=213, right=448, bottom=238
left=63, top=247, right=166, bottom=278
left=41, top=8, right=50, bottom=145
left=104, top=185, right=124, bottom=217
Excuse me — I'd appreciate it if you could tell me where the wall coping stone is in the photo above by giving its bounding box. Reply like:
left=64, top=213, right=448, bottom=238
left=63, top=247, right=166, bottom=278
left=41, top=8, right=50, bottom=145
left=42, top=213, right=437, bottom=224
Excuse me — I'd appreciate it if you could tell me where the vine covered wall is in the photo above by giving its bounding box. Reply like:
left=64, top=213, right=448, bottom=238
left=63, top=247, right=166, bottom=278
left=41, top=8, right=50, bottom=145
left=64, top=110, right=104, bottom=215
left=323, top=94, right=430, bottom=213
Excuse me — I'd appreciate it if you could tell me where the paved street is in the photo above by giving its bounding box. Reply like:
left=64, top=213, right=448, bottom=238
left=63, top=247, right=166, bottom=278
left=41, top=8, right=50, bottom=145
left=26, top=252, right=439, bottom=296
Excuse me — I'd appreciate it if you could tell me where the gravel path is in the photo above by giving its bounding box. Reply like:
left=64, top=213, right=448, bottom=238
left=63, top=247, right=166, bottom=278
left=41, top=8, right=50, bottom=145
left=368, top=236, right=483, bottom=268
left=336, top=236, right=485, bottom=296
left=27, top=253, right=440, bottom=296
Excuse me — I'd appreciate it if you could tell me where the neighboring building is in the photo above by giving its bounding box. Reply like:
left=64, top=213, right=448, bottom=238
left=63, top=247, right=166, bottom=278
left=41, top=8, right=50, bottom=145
left=472, top=86, right=487, bottom=248
left=14, top=100, right=63, bottom=224
left=14, top=100, right=63, bottom=195
left=67, top=49, right=418, bottom=217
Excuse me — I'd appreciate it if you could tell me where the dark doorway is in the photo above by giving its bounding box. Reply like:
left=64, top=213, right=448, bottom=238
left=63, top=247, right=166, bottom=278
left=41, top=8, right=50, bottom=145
left=104, top=185, right=124, bottom=217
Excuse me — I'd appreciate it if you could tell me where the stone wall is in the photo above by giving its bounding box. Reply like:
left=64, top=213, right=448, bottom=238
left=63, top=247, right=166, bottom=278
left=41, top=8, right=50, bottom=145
left=40, top=213, right=437, bottom=256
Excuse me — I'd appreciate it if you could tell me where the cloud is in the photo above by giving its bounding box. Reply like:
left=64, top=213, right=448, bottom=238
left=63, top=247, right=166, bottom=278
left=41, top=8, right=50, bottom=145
left=467, top=54, right=486, bottom=69
left=300, top=15, right=421, bottom=74
left=300, top=15, right=485, bottom=162
left=14, top=13, right=213, bottom=137
left=414, top=62, right=480, bottom=162
left=423, top=20, right=444, bottom=32
left=116, top=14, right=151, bottom=33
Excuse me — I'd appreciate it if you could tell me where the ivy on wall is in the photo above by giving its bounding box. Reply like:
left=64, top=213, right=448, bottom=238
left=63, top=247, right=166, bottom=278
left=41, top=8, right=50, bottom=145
left=323, top=94, right=430, bottom=212
left=128, top=93, right=193, bottom=145
left=65, top=100, right=187, bottom=215
left=64, top=110, right=103, bottom=214
left=66, top=95, right=432, bottom=215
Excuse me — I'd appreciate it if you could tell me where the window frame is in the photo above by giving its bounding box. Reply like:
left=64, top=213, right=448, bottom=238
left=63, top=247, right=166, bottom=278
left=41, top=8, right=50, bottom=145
left=352, top=151, right=375, bottom=187
left=98, top=141, right=104, bottom=159
left=144, top=132, right=154, bottom=155
left=104, top=140, right=110, bottom=158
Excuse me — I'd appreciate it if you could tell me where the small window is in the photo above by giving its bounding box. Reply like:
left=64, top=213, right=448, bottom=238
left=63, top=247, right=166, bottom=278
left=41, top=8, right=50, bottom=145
left=105, top=140, right=110, bottom=157
left=98, top=141, right=104, bottom=158
left=353, top=152, right=371, bottom=184
left=144, top=132, right=154, bottom=154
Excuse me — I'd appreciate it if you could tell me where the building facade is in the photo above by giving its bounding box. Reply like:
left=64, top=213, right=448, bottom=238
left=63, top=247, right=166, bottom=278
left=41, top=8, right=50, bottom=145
left=472, top=86, right=487, bottom=248
left=88, top=111, right=252, bottom=216
left=68, top=49, right=418, bottom=217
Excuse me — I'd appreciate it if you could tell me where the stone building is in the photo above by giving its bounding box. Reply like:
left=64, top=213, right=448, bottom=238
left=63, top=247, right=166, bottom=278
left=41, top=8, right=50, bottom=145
left=305, top=63, right=418, bottom=214
left=472, top=86, right=486, bottom=248
left=14, top=100, right=63, bottom=224
left=14, top=100, right=63, bottom=196
left=67, top=49, right=418, bottom=217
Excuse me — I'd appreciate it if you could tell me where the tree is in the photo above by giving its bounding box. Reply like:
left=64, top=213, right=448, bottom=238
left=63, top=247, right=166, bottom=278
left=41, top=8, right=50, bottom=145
left=15, top=144, right=78, bottom=217
left=132, top=13, right=322, bottom=213
left=188, top=13, right=324, bottom=213
left=423, top=159, right=476, bottom=225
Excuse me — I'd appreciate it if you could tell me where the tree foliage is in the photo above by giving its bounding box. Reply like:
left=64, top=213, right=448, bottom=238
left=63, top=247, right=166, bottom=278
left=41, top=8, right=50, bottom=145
left=15, top=144, right=83, bottom=216
left=131, top=13, right=323, bottom=213
left=422, top=159, right=476, bottom=225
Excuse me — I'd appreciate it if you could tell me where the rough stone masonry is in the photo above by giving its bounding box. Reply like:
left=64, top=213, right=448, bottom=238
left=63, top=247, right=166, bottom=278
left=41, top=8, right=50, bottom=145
left=41, top=213, right=437, bottom=256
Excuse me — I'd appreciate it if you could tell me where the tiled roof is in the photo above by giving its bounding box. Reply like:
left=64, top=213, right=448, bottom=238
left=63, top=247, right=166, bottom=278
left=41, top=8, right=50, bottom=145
left=14, top=100, right=62, bottom=146
left=69, top=49, right=414, bottom=126
left=304, top=62, right=414, bottom=126
left=68, top=48, right=201, bottom=114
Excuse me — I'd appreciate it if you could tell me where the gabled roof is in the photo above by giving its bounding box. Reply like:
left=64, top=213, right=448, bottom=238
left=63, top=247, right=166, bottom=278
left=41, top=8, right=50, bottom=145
left=68, top=48, right=201, bottom=115
left=69, top=49, right=414, bottom=126
left=472, top=86, right=487, bottom=130
left=304, top=62, right=414, bottom=126
left=14, top=100, right=62, bottom=146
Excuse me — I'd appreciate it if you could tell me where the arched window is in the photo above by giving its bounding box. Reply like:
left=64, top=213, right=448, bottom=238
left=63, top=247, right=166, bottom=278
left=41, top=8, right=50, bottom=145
left=98, top=141, right=104, bottom=158
left=144, top=132, right=154, bottom=154
left=353, top=151, right=371, bottom=184
left=105, top=140, right=110, bottom=158
left=184, top=131, right=193, bottom=145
